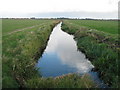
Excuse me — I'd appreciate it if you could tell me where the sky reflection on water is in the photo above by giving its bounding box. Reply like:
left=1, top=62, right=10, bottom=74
left=36, top=22, right=94, bottom=77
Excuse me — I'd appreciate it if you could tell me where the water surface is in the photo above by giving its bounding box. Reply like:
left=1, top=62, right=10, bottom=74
left=36, top=22, right=94, bottom=77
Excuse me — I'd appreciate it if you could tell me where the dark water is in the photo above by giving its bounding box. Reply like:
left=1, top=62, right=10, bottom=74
left=36, top=22, right=108, bottom=88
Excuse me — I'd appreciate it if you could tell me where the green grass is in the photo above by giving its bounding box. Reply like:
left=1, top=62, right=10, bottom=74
left=26, top=74, right=96, bottom=88
left=2, top=19, right=55, bottom=35
left=63, top=19, right=118, bottom=34
left=61, top=20, right=119, bottom=88
left=2, top=19, right=59, bottom=88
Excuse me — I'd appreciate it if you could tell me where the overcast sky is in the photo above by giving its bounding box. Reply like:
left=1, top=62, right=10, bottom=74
left=0, top=0, right=119, bottom=19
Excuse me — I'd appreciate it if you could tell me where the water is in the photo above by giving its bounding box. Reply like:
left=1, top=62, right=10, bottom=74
left=36, top=22, right=108, bottom=88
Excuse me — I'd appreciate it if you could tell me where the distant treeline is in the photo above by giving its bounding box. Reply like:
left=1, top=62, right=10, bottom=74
left=1, top=17, right=119, bottom=21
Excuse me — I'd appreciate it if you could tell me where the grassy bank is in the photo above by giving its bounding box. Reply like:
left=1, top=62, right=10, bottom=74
left=26, top=73, right=96, bottom=88
left=2, top=19, right=59, bottom=88
left=61, top=20, right=119, bottom=88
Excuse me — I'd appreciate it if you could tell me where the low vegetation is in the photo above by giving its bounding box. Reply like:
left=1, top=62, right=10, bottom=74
left=26, top=73, right=96, bottom=88
left=61, top=20, right=119, bottom=88
left=2, top=19, right=59, bottom=88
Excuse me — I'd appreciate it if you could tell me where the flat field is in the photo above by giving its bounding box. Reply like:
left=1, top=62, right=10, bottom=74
left=3, top=19, right=56, bottom=35
left=63, top=19, right=118, bottom=34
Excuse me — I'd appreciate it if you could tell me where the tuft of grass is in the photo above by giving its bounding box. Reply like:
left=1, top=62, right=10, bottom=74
left=26, top=74, right=96, bottom=88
